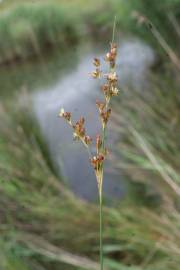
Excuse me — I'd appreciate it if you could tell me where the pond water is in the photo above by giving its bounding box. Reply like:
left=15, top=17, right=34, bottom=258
left=1, top=38, right=155, bottom=202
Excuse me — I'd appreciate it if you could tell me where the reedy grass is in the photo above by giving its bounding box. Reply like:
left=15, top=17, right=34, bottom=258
left=1, top=0, right=180, bottom=65
left=0, top=2, right=80, bottom=64
left=0, top=0, right=179, bottom=64
left=1, top=2, right=180, bottom=270
left=1, top=89, right=180, bottom=270
left=111, top=74, right=180, bottom=269
left=0, top=100, right=100, bottom=269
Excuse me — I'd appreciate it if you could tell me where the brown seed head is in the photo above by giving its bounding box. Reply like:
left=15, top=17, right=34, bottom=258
left=107, top=72, right=118, bottom=83
left=110, top=87, right=119, bottom=96
left=110, top=43, right=117, bottom=57
left=100, top=108, right=111, bottom=125
left=84, top=135, right=92, bottom=145
left=105, top=43, right=117, bottom=67
left=90, top=154, right=105, bottom=170
left=101, top=84, right=110, bottom=94
left=59, top=108, right=71, bottom=122
left=73, top=117, right=86, bottom=138
left=93, top=58, right=100, bottom=67
left=105, top=52, right=112, bottom=62
left=101, top=84, right=111, bottom=102
left=96, top=100, right=106, bottom=113
left=92, top=68, right=101, bottom=79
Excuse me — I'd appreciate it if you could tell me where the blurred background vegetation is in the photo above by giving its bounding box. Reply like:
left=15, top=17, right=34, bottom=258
left=0, top=0, right=180, bottom=270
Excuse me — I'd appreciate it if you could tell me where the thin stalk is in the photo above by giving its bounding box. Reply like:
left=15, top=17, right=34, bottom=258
left=99, top=126, right=106, bottom=270
left=102, top=126, right=106, bottom=149
left=99, top=187, right=103, bottom=270
left=112, top=15, right=117, bottom=44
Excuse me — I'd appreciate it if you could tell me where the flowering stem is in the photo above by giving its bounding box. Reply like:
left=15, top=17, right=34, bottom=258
left=98, top=31, right=117, bottom=270
left=59, top=39, right=119, bottom=270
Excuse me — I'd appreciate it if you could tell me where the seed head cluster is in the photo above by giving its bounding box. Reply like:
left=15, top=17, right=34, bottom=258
left=59, top=42, right=119, bottom=192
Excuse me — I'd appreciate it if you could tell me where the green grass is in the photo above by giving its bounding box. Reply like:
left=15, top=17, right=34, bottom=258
left=0, top=2, right=80, bottom=64
left=0, top=0, right=180, bottom=64
left=0, top=92, right=180, bottom=270
left=111, top=71, right=180, bottom=269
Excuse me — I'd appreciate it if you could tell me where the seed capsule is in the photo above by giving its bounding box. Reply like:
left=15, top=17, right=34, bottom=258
left=73, top=117, right=86, bottom=138
left=100, top=108, right=111, bottom=125
left=110, top=87, right=119, bottom=96
left=107, top=72, right=118, bottom=83
left=105, top=43, right=117, bottom=68
left=84, top=135, right=92, bottom=145
left=91, top=154, right=105, bottom=170
left=59, top=108, right=71, bottom=122
left=92, top=68, right=101, bottom=79
left=93, top=58, right=100, bottom=67
left=96, top=100, right=106, bottom=113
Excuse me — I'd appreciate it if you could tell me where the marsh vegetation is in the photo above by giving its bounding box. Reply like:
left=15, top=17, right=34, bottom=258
left=0, top=1, right=180, bottom=270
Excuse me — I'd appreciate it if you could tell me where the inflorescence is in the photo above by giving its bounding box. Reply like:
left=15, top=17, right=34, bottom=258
left=59, top=42, right=119, bottom=192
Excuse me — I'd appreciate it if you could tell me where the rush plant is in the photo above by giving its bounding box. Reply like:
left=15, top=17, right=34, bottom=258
left=59, top=41, right=119, bottom=270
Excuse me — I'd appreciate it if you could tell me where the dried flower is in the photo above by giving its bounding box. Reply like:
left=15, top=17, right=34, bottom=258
left=110, top=43, right=117, bottom=56
left=59, top=108, right=71, bottom=122
left=90, top=154, right=105, bottom=171
left=84, top=135, right=92, bottom=145
left=101, top=84, right=110, bottom=102
left=93, top=58, right=100, bottom=67
left=110, top=87, right=119, bottom=96
left=107, top=72, right=118, bottom=83
left=105, top=52, right=112, bottom=62
left=105, top=43, right=117, bottom=68
left=100, top=108, right=111, bottom=127
left=92, top=68, right=101, bottom=79
left=96, top=100, right=106, bottom=113
left=73, top=118, right=86, bottom=138
left=101, top=84, right=109, bottom=94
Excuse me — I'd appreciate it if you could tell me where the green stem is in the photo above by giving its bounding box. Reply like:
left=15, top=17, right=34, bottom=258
left=99, top=187, right=103, bottom=270
left=102, top=126, right=106, bottom=149
left=99, top=124, right=106, bottom=270
left=112, top=15, right=117, bottom=44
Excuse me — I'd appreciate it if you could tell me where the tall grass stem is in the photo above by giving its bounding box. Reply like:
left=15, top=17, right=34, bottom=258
left=99, top=188, right=103, bottom=270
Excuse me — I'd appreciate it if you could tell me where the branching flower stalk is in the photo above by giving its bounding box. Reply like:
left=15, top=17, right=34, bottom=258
left=59, top=42, right=119, bottom=270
